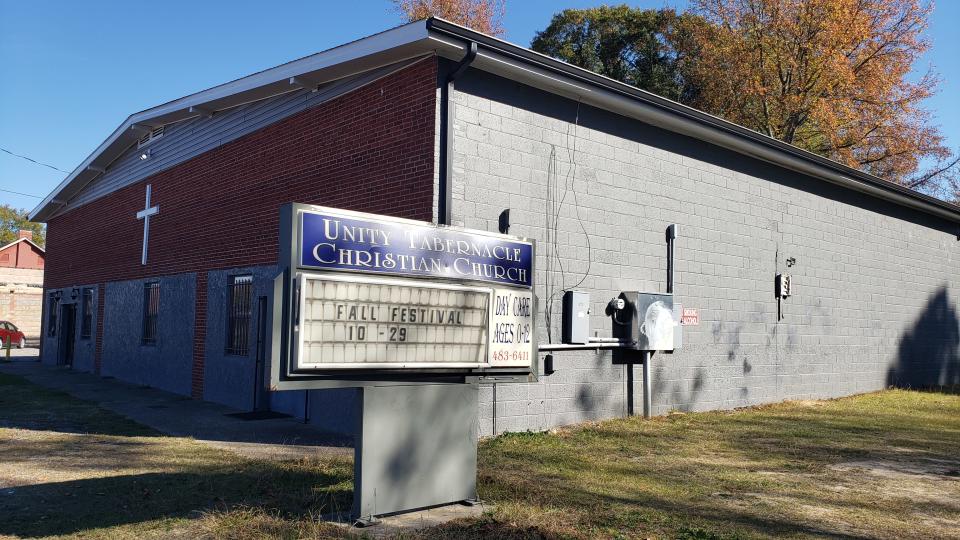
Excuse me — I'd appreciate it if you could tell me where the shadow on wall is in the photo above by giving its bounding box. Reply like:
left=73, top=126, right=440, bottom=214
left=888, top=287, right=960, bottom=388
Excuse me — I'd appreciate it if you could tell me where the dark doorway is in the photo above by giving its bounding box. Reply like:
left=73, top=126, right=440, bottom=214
left=252, top=296, right=269, bottom=411
left=58, top=304, right=76, bottom=367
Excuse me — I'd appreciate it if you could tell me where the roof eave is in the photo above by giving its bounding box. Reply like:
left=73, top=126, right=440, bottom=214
left=32, top=17, right=960, bottom=227
left=30, top=20, right=448, bottom=223
left=425, top=18, right=960, bottom=224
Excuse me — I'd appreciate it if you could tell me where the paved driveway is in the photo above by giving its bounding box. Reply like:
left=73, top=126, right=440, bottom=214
left=1, top=346, right=40, bottom=359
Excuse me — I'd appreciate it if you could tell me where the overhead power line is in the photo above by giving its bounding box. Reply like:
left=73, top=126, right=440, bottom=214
left=0, top=187, right=42, bottom=199
left=0, top=146, right=70, bottom=174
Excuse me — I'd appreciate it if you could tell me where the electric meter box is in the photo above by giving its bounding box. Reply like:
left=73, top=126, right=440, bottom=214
left=776, top=274, right=792, bottom=298
left=562, top=290, right=591, bottom=344
left=612, top=292, right=676, bottom=352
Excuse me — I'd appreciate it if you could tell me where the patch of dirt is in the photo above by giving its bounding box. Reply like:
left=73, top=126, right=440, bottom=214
left=792, top=400, right=827, bottom=408
left=830, top=457, right=960, bottom=479
left=709, top=491, right=871, bottom=538
left=829, top=455, right=960, bottom=520
left=691, top=454, right=762, bottom=468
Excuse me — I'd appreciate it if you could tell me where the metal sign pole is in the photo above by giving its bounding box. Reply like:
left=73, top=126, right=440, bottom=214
left=642, top=351, right=652, bottom=419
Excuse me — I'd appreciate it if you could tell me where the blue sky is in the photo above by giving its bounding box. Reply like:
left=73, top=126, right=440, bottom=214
left=1, top=0, right=957, bottom=214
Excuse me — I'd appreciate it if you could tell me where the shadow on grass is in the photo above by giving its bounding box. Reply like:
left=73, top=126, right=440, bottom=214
left=895, top=384, right=960, bottom=395
left=0, top=463, right=353, bottom=538
left=0, top=373, right=158, bottom=437
left=0, top=435, right=160, bottom=472
left=0, top=372, right=355, bottom=537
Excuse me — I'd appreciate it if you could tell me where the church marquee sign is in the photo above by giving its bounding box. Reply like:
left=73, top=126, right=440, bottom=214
left=271, top=204, right=537, bottom=389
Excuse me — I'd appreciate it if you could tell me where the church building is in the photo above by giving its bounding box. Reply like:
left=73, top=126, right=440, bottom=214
left=32, top=19, right=960, bottom=436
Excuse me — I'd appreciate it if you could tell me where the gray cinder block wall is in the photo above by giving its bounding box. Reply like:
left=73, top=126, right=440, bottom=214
left=101, top=275, right=196, bottom=396
left=451, top=71, right=960, bottom=436
left=41, top=268, right=321, bottom=422
left=203, top=265, right=277, bottom=411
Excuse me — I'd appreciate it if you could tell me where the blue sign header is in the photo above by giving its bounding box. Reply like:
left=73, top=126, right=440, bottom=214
left=299, top=210, right=533, bottom=288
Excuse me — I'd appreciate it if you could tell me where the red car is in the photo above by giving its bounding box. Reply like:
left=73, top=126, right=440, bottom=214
left=0, top=321, right=26, bottom=349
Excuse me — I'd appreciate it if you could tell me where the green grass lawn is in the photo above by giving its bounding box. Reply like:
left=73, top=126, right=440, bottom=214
left=1, top=371, right=958, bottom=539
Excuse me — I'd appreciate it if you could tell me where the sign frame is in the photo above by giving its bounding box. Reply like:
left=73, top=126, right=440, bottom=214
left=294, top=272, right=496, bottom=370
left=270, top=203, right=538, bottom=390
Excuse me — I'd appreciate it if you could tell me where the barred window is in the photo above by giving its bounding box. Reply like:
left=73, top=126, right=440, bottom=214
left=142, top=282, right=160, bottom=345
left=80, top=288, right=93, bottom=339
left=47, top=293, right=59, bottom=337
left=226, top=275, right=253, bottom=355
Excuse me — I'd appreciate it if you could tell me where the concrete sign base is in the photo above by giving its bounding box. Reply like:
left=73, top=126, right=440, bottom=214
left=352, top=382, right=479, bottom=522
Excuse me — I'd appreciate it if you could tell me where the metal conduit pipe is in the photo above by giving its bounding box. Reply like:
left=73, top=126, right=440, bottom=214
left=589, top=337, right=623, bottom=343
left=437, top=41, right=477, bottom=225
left=539, top=342, right=632, bottom=351
left=642, top=352, right=652, bottom=418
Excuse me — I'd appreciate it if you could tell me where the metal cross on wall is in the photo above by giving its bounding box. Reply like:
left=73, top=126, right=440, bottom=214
left=136, top=184, right=159, bottom=265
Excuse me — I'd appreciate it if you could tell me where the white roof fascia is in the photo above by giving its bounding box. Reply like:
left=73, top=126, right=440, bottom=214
left=30, top=20, right=438, bottom=222
left=0, top=237, right=45, bottom=254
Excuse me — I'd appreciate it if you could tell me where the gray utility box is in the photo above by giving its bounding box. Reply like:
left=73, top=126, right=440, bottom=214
left=612, top=292, right=675, bottom=352
left=562, top=290, right=591, bottom=344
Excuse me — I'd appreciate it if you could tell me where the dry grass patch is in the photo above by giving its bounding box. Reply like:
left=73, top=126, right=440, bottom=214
left=436, top=390, right=960, bottom=539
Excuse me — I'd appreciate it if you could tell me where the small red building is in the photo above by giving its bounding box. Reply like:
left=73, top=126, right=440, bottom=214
left=0, top=230, right=45, bottom=270
left=0, top=230, right=45, bottom=340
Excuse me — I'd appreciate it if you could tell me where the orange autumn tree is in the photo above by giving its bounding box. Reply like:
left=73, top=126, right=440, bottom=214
left=687, top=0, right=956, bottom=193
left=394, top=0, right=506, bottom=36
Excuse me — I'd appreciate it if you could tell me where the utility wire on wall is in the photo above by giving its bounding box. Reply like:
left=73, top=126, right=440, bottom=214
left=545, top=145, right=559, bottom=343
left=544, top=99, right=594, bottom=343
left=564, top=100, right=593, bottom=291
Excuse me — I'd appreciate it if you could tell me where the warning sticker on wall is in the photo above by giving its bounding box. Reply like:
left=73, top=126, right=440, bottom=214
left=681, top=308, right=700, bottom=326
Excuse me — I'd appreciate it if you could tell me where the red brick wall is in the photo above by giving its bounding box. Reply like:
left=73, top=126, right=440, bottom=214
left=44, top=57, right=437, bottom=289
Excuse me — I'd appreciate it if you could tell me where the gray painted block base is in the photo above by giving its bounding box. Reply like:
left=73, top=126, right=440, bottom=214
left=353, top=383, right=478, bottom=521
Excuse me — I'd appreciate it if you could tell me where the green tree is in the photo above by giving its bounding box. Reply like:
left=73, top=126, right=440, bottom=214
left=0, top=205, right=45, bottom=248
left=530, top=5, right=704, bottom=102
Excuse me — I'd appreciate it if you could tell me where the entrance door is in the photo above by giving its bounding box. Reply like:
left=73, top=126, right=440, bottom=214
left=252, top=296, right=269, bottom=411
left=59, top=304, right=76, bottom=367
